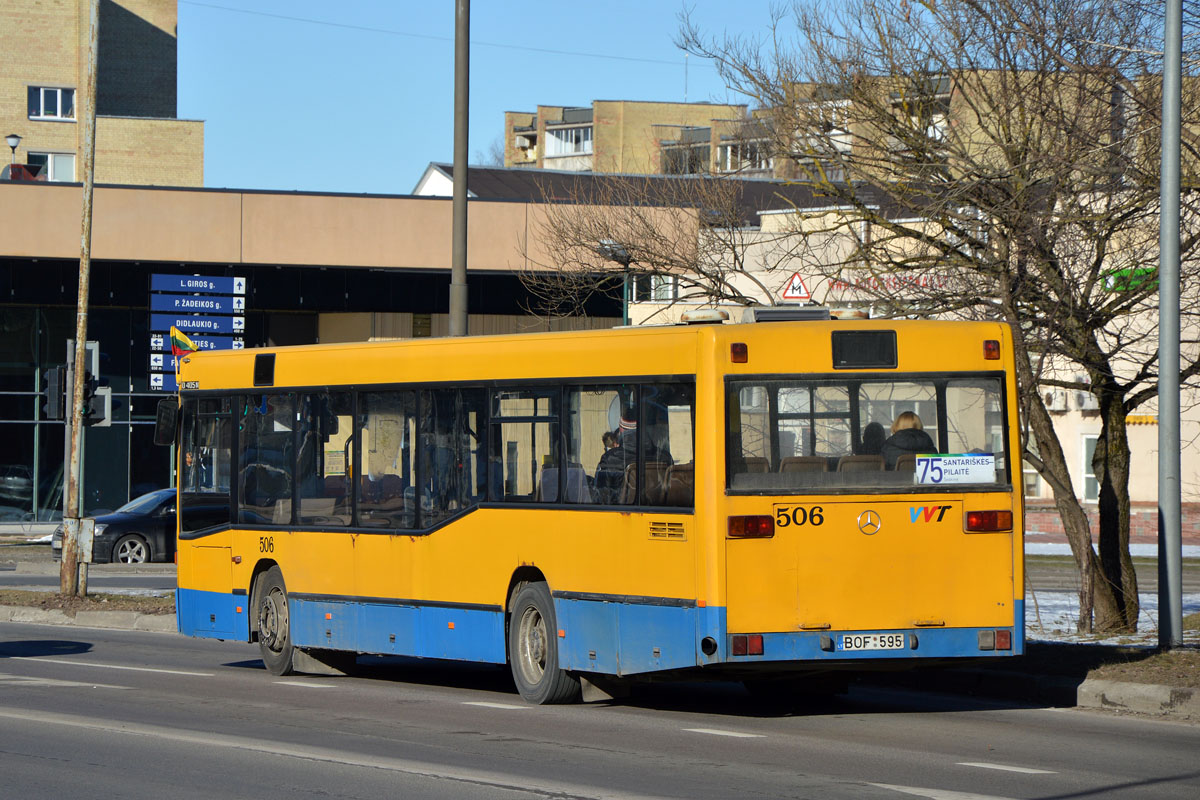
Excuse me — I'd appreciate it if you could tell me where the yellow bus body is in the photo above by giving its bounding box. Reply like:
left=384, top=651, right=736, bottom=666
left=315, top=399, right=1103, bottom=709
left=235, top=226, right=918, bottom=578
left=172, top=318, right=1023, bottom=687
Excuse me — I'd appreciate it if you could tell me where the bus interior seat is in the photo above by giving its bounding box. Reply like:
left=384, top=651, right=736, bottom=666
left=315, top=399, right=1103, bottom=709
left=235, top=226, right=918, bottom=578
left=537, top=466, right=591, bottom=503
left=837, top=454, right=885, bottom=472
left=322, top=475, right=346, bottom=497
left=742, top=456, right=770, bottom=473
left=621, top=462, right=672, bottom=505
left=893, top=453, right=917, bottom=472
left=779, top=456, right=828, bottom=473
left=665, top=462, right=694, bottom=505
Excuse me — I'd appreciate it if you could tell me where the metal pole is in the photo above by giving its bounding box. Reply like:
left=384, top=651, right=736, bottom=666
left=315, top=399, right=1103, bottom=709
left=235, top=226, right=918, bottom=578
left=448, top=0, right=470, bottom=336
left=1158, top=0, right=1183, bottom=650
left=62, top=0, right=99, bottom=597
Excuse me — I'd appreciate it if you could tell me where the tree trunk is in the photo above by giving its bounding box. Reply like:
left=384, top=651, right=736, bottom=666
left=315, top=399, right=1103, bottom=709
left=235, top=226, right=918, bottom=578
left=1091, top=391, right=1140, bottom=632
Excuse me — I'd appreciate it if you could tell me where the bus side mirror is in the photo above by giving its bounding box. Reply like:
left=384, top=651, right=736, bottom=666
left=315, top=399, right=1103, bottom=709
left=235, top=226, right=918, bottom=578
left=154, top=398, right=179, bottom=446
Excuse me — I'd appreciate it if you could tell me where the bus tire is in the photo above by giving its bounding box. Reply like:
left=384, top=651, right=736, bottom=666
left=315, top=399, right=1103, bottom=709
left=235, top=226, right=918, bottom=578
left=508, top=582, right=580, bottom=705
left=255, top=566, right=294, bottom=676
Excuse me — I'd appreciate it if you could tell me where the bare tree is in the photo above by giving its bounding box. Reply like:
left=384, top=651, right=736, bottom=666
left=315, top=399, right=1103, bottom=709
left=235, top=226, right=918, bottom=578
left=518, top=173, right=803, bottom=323
left=681, top=0, right=1200, bottom=631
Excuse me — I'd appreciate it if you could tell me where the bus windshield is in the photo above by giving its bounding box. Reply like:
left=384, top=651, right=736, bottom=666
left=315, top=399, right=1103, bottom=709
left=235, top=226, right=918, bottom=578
left=727, top=374, right=1009, bottom=491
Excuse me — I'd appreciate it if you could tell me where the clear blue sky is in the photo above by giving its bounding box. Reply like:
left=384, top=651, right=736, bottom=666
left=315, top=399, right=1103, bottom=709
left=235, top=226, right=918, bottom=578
left=176, top=1, right=778, bottom=195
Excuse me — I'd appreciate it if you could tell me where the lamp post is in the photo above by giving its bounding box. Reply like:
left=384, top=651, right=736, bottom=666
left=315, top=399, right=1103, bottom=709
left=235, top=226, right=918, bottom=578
left=597, top=239, right=632, bottom=326
left=5, top=133, right=20, bottom=164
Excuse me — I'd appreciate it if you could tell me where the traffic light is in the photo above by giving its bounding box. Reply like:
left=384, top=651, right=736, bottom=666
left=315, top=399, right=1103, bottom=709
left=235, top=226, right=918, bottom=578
left=80, top=371, right=110, bottom=426
left=42, top=366, right=64, bottom=420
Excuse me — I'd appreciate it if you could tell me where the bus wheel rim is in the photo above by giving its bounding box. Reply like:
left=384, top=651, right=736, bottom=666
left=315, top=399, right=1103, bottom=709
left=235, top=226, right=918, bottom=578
left=260, top=590, right=287, bottom=652
left=518, top=606, right=546, bottom=684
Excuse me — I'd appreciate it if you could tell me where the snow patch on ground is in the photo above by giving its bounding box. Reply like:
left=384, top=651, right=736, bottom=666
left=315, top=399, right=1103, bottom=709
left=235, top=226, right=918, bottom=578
left=1027, top=590, right=1200, bottom=645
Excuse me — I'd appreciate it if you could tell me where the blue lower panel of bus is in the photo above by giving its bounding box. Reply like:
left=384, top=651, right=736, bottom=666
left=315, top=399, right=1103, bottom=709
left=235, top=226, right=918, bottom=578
left=555, top=597, right=707, bottom=675
left=176, top=588, right=250, bottom=641
left=287, top=597, right=508, bottom=664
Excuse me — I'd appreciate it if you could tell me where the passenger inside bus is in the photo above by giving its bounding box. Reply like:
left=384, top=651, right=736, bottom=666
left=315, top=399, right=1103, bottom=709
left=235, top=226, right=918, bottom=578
left=881, top=411, right=936, bottom=469
left=859, top=422, right=887, bottom=456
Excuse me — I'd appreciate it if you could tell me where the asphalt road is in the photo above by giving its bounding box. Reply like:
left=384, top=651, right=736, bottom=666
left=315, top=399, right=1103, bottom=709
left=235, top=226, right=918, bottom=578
left=1, top=621, right=1197, bottom=800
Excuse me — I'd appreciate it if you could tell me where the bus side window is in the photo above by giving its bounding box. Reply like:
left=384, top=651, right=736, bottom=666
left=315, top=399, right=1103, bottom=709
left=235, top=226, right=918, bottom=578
left=181, top=396, right=232, bottom=533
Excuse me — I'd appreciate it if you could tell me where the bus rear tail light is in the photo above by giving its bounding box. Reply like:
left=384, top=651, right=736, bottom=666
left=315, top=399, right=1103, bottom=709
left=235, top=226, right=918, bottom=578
left=979, top=629, right=1013, bottom=651
left=965, top=510, right=1013, bottom=532
left=731, top=634, right=764, bottom=656
left=728, top=515, right=774, bottom=538
left=731, top=343, right=748, bottom=363
left=983, top=339, right=1001, bottom=360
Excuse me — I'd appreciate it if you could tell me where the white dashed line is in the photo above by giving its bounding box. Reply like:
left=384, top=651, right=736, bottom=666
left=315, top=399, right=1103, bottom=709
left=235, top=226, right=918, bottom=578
left=13, top=657, right=213, bottom=677
left=0, top=672, right=130, bottom=690
left=682, top=728, right=765, bottom=738
left=957, top=762, right=1056, bottom=774
left=872, top=784, right=1020, bottom=800
left=462, top=701, right=529, bottom=710
left=275, top=680, right=336, bottom=688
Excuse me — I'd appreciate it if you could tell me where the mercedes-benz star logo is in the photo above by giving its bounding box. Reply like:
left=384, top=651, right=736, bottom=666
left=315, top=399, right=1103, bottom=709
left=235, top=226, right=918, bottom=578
left=857, top=509, right=882, bottom=535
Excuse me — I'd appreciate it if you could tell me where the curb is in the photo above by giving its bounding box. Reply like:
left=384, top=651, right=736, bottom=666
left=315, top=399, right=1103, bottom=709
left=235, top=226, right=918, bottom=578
left=0, top=604, right=176, bottom=633
left=1077, top=678, right=1200, bottom=719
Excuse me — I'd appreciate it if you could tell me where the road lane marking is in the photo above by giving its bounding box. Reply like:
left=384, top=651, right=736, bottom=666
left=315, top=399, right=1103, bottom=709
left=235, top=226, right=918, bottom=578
left=0, top=672, right=130, bottom=690
left=462, top=701, right=529, bottom=710
left=872, top=784, right=1021, bottom=800
left=275, top=680, right=336, bottom=688
left=957, top=762, right=1056, bottom=775
left=12, top=656, right=212, bottom=677
left=682, top=728, right=765, bottom=738
left=0, top=706, right=675, bottom=800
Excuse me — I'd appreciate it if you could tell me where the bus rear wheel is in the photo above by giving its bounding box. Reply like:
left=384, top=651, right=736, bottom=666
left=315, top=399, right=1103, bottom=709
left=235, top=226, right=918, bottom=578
left=255, top=566, right=294, bottom=676
left=508, top=582, right=580, bottom=705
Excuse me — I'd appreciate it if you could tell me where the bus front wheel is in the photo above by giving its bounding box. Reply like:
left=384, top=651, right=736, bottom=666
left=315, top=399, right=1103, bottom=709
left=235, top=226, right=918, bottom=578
left=508, top=582, right=580, bottom=704
left=256, top=566, right=294, bottom=676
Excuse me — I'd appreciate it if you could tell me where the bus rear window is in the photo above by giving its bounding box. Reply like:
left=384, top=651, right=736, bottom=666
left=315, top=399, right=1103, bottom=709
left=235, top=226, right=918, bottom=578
left=727, top=375, right=1009, bottom=492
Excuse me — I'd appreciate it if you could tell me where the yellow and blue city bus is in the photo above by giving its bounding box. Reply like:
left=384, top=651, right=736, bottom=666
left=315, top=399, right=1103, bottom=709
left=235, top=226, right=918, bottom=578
left=161, top=311, right=1023, bottom=703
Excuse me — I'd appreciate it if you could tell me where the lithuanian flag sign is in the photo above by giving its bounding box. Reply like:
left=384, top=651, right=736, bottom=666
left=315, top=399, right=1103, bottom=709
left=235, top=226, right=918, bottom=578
left=170, top=326, right=199, bottom=357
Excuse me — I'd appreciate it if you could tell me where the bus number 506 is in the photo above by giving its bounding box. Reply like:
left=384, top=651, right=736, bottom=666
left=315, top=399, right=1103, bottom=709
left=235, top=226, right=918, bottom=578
left=775, top=506, right=824, bottom=527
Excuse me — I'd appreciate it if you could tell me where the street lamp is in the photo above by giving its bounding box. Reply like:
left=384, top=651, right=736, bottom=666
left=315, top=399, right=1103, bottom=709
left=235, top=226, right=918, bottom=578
left=597, top=239, right=632, bottom=326
left=5, top=133, right=20, bottom=164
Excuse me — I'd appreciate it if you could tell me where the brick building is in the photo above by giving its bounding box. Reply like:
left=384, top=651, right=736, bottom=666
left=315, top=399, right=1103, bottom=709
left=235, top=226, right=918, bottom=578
left=1, top=0, right=202, bottom=186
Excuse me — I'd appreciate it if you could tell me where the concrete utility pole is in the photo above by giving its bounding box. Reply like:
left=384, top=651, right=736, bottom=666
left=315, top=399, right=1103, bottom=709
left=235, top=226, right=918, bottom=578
left=1158, top=0, right=1183, bottom=650
left=448, top=0, right=470, bottom=336
left=61, top=0, right=100, bottom=597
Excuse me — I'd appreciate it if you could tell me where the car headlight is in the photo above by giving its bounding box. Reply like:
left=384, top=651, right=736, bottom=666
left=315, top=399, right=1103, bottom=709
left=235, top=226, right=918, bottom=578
left=52, top=525, right=63, bottom=547
left=92, top=523, right=108, bottom=537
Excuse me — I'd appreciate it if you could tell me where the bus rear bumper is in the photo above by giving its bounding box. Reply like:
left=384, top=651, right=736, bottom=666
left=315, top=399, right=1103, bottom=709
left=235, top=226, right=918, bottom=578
left=723, top=600, right=1025, bottom=664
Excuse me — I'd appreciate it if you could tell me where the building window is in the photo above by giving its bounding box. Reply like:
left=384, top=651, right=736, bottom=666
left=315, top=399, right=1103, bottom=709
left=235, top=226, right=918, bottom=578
left=546, top=125, right=593, bottom=156
left=632, top=274, right=679, bottom=302
left=1082, top=434, right=1098, bottom=501
left=718, top=140, right=773, bottom=173
left=661, top=145, right=709, bottom=175
left=28, top=86, right=75, bottom=121
left=27, top=152, right=75, bottom=182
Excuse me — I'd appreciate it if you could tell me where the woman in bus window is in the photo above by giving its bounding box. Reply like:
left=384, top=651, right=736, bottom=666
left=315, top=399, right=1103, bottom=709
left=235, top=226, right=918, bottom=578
left=881, top=411, right=936, bottom=469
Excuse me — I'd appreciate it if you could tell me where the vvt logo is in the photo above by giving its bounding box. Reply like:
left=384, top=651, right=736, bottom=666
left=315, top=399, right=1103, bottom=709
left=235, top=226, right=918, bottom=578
left=910, top=505, right=952, bottom=523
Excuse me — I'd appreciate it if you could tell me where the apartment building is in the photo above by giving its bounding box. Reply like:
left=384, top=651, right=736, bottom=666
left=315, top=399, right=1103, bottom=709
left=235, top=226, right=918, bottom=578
left=504, top=100, right=747, bottom=174
left=1, top=0, right=203, bottom=186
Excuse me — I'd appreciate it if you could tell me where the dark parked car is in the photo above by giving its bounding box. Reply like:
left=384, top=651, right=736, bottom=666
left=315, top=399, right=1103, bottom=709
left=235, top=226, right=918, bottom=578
left=52, top=489, right=176, bottom=564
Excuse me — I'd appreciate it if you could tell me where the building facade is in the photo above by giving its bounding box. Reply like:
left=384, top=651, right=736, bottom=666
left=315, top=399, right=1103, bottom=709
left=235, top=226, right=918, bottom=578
left=504, top=100, right=748, bottom=175
left=0, top=180, right=619, bottom=530
left=1, top=0, right=203, bottom=186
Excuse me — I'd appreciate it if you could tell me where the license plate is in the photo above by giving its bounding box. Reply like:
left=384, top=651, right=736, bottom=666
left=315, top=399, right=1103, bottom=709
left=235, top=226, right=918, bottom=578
left=839, top=633, right=906, bottom=651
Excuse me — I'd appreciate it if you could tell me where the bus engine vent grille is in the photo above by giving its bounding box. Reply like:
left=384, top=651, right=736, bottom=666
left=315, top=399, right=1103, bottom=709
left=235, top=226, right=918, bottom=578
left=649, top=521, right=686, bottom=541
